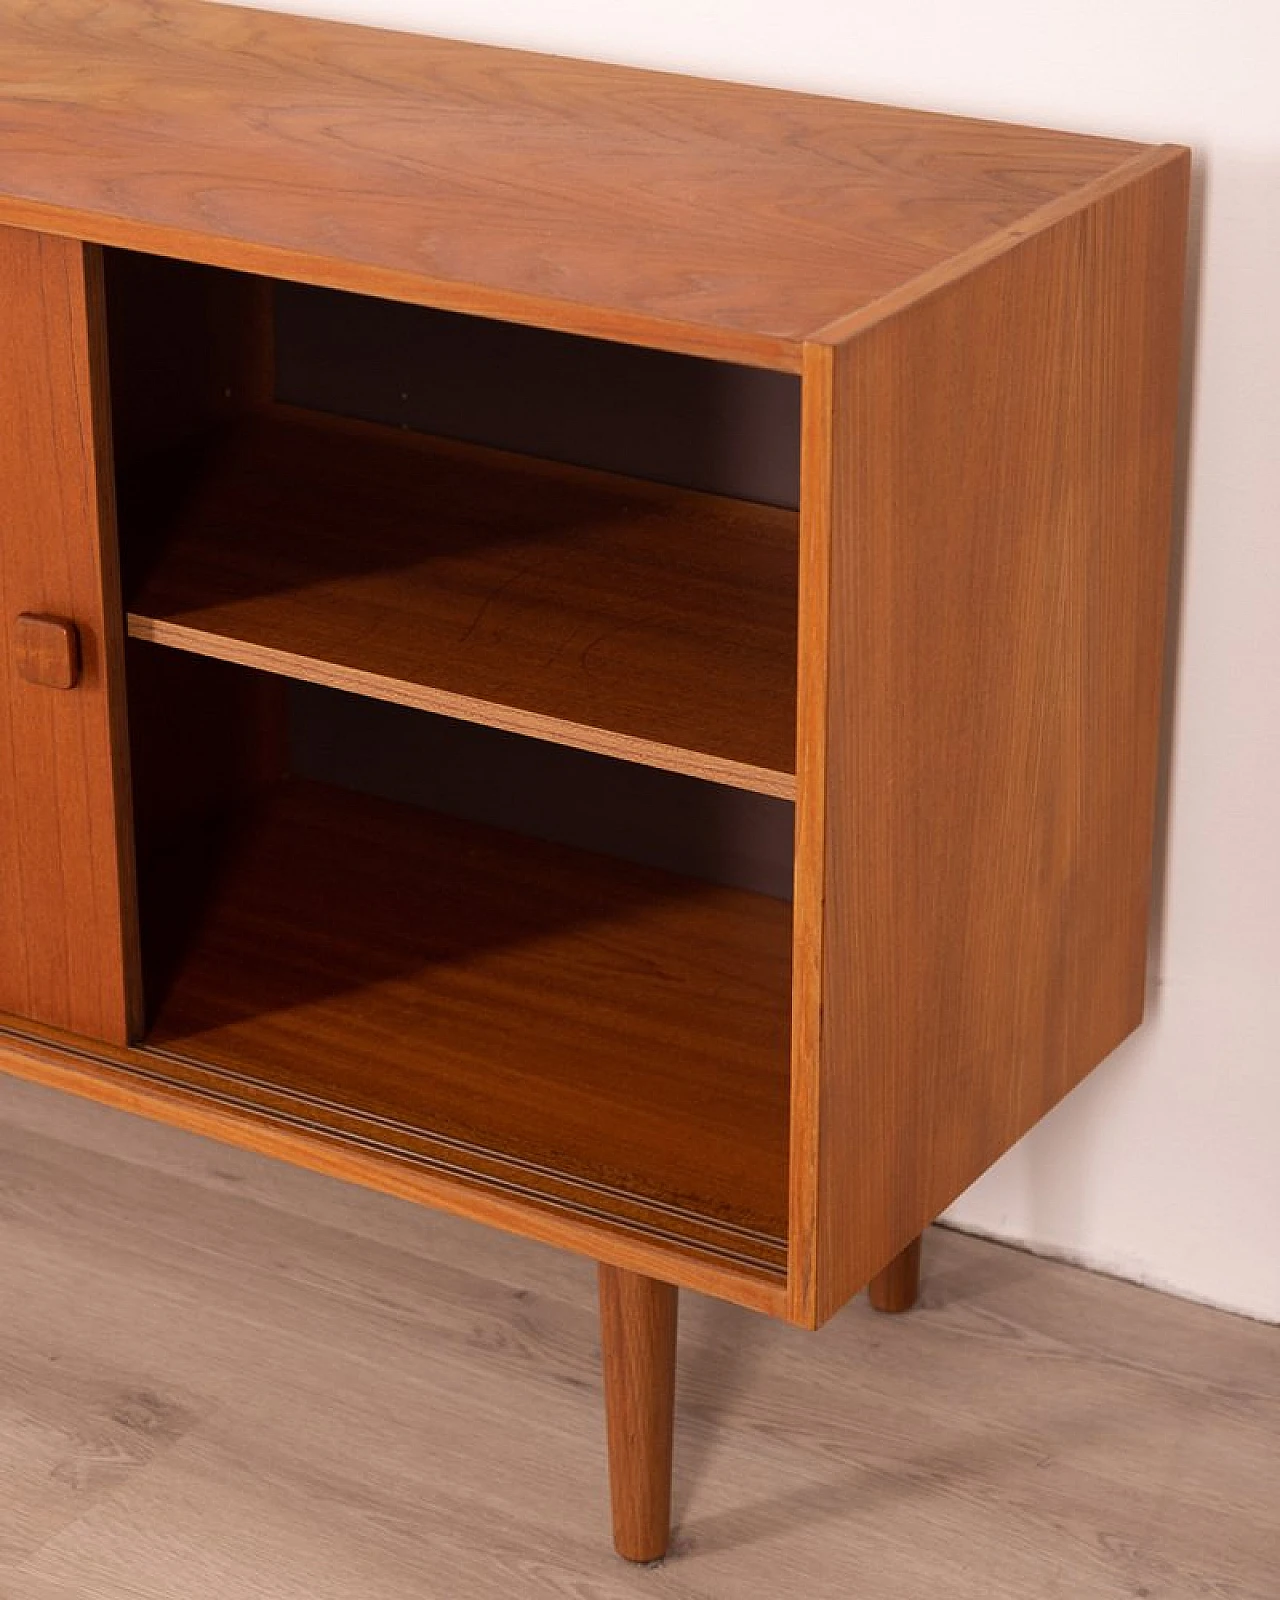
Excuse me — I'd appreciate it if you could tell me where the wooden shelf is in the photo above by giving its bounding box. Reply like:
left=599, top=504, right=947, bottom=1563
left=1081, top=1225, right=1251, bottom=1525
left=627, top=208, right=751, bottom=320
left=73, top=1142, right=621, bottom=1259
left=138, top=780, right=792, bottom=1271
left=125, top=406, right=798, bottom=797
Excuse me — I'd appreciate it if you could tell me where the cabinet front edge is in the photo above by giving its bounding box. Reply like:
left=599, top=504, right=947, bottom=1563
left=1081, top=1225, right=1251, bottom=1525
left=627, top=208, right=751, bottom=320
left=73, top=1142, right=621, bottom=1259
left=0, top=202, right=805, bottom=374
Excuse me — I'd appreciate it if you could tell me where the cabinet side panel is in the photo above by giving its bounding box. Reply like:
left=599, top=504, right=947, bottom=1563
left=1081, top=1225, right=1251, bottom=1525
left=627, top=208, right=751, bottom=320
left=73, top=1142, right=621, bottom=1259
left=0, top=226, right=139, bottom=1042
left=794, top=152, right=1189, bottom=1326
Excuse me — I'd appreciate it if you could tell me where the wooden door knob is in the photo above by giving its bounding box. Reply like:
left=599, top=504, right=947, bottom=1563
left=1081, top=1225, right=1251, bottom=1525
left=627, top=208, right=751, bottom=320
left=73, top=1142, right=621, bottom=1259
left=15, top=613, right=82, bottom=689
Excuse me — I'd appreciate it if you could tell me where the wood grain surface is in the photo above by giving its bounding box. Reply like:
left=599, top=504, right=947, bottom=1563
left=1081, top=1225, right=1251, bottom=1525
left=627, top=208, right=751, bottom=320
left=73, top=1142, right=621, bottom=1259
left=867, top=1237, right=923, bottom=1315
left=131, top=779, right=792, bottom=1270
left=598, top=1265, right=679, bottom=1562
left=124, top=405, right=799, bottom=796
left=0, top=3, right=1194, bottom=1361
left=0, top=1074, right=1275, bottom=1599
left=13, top=616, right=81, bottom=692
left=0, top=1012, right=785, bottom=1317
left=789, top=148, right=1190, bottom=1326
left=0, top=0, right=1149, bottom=365
left=0, top=226, right=140, bottom=1043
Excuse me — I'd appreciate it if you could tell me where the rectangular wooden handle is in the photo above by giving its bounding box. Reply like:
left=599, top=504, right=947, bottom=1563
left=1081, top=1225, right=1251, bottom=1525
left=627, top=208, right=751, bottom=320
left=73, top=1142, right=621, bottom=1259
left=15, top=613, right=81, bottom=689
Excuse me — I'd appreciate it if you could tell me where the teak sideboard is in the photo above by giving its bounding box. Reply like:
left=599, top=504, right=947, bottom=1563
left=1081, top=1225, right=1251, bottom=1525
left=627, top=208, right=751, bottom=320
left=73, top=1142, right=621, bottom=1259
left=0, top=0, right=1188, bottom=1565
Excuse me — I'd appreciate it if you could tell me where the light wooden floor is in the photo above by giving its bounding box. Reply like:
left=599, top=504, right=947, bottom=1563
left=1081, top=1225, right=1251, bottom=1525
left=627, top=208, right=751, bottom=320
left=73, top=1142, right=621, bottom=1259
left=0, top=1074, right=1275, bottom=1600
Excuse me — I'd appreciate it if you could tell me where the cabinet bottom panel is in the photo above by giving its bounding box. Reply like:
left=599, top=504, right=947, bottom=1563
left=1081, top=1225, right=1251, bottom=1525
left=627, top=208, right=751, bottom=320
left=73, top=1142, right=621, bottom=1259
left=0, top=1012, right=787, bottom=1313
left=118, top=778, right=790, bottom=1276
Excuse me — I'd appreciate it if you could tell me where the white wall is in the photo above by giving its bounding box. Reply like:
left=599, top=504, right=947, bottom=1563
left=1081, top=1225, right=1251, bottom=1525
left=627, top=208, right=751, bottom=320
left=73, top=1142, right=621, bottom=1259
left=228, top=0, right=1280, bottom=1324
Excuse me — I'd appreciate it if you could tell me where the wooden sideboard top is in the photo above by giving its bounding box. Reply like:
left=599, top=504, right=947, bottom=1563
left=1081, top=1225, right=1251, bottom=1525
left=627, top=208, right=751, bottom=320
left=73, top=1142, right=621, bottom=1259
left=0, top=0, right=1163, bottom=367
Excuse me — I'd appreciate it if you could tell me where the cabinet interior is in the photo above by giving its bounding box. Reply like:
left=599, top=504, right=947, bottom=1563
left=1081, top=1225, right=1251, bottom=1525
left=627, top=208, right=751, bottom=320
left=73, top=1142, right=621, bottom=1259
left=105, top=249, right=801, bottom=1276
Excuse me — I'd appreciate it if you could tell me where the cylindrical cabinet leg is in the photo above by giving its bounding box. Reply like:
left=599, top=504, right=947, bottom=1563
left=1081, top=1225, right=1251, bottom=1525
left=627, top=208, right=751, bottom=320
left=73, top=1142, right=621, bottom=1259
left=868, top=1234, right=923, bottom=1313
left=598, top=1263, right=678, bottom=1562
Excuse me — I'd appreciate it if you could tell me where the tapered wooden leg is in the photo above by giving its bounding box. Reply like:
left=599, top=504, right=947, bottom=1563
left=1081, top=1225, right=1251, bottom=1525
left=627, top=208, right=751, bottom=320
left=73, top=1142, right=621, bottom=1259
left=598, top=1263, right=678, bottom=1562
left=868, top=1234, right=923, bottom=1313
